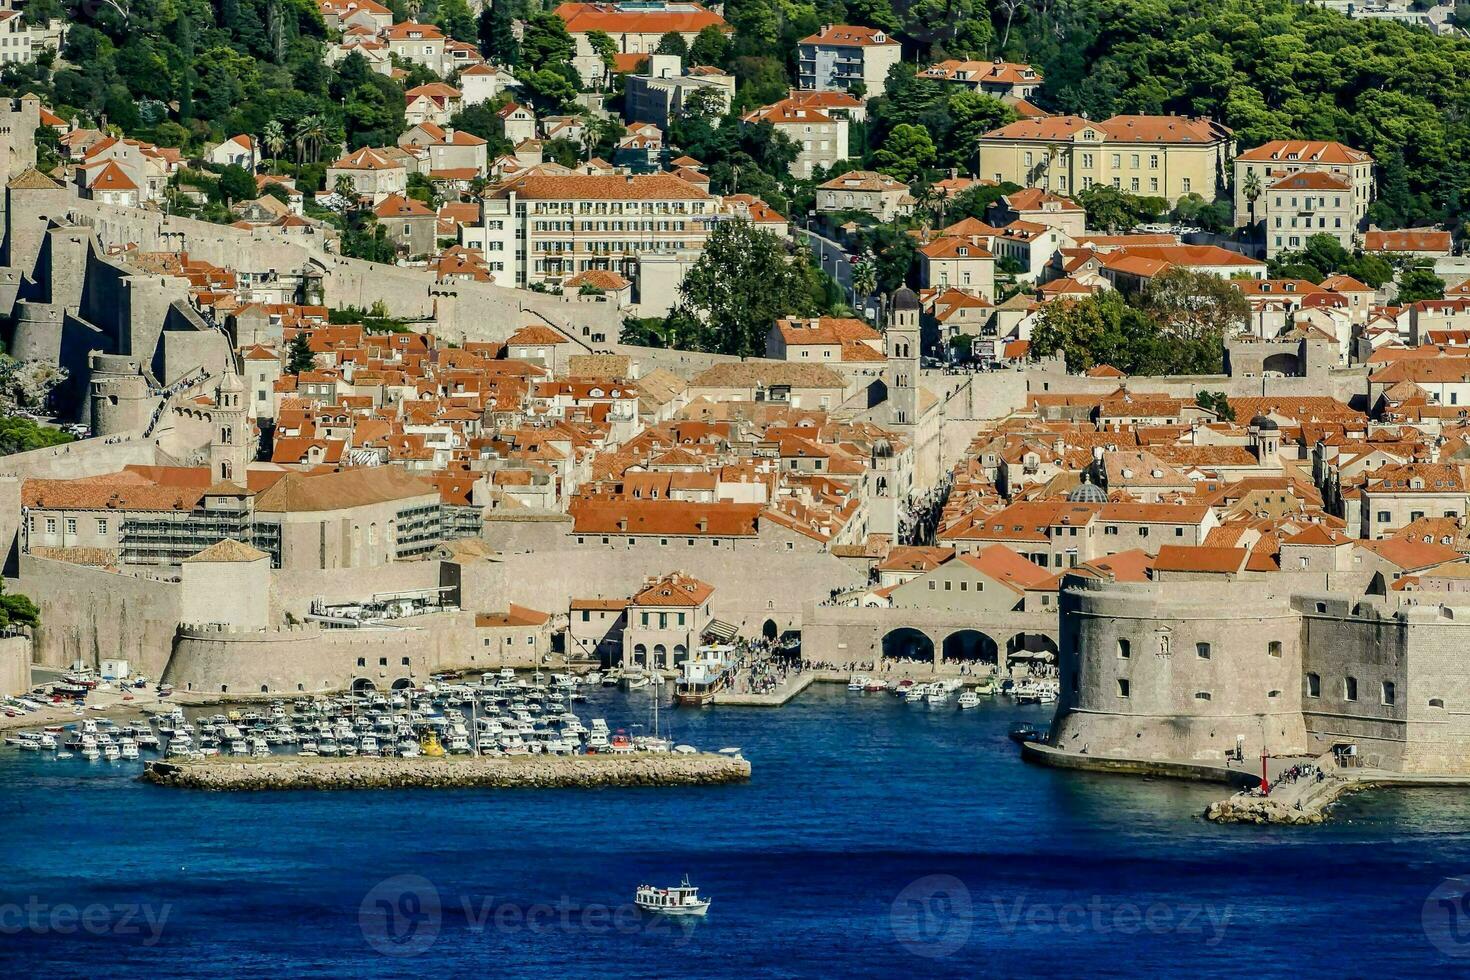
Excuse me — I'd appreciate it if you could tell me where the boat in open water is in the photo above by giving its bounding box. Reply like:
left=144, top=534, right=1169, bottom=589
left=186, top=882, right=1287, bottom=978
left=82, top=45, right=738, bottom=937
left=634, top=876, right=710, bottom=916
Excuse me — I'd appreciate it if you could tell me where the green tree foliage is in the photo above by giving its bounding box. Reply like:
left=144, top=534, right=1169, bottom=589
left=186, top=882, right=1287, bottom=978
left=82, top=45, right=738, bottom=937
left=0, top=581, right=39, bottom=630
left=655, top=31, right=689, bottom=58
left=1398, top=266, right=1446, bottom=304
left=216, top=164, right=257, bottom=204
left=689, top=25, right=731, bottom=68
left=1267, top=234, right=1393, bottom=287
left=1030, top=290, right=1225, bottom=375
left=1196, top=391, right=1236, bottom=422
left=286, top=332, right=316, bottom=374
left=668, top=220, right=825, bottom=356
left=521, top=11, right=575, bottom=71
left=479, top=1, right=521, bottom=66
left=586, top=30, right=618, bottom=74
left=872, top=123, right=936, bottom=183
left=1073, top=185, right=1167, bottom=233
left=0, top=414, right=70, bottom=456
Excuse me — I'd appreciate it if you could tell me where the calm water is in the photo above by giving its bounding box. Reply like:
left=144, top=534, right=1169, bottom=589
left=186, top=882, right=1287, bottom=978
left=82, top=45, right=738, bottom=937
left=3, top=685, right=1470, bottom=976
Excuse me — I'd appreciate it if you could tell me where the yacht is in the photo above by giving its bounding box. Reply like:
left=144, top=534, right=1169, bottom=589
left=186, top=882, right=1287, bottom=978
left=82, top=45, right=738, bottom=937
left=634, top=877, right=710, bottom=917
left=119, top=737, right=140, bottom=759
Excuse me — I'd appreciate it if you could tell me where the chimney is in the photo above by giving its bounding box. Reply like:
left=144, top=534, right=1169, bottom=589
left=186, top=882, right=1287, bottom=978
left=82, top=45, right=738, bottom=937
left=618, top=516, right=628, bottom=531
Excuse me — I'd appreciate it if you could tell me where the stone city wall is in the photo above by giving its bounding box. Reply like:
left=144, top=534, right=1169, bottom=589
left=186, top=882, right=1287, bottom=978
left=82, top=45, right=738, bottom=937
left=0, top=634, right=30, bottom=696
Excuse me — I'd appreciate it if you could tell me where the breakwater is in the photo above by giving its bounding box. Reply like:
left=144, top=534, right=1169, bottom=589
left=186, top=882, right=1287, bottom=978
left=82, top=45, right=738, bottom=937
left=141, top=752, right=752, bottom=791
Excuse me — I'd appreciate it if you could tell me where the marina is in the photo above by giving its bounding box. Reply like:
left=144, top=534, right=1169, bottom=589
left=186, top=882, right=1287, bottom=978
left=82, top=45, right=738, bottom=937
left=1, top=682, right=1464, bottom=975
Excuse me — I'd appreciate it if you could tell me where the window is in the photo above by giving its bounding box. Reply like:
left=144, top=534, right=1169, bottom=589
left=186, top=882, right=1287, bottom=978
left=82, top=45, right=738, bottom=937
left=1382, top=681, right=1396, bottom=706
left=928, top=581, right=936, bottom=591
left=1194, top=691, right=1211, bottom=701
left=1430, top=698, right=1445, bottom=708
left=581, top=610, right=590, bottom=622
left=640, top=612, right=649, bottom=627
left=1315, top=602, right=1327, bottom=614
left=356, top=657, right=366, bottom=667
left=944, top=581, right=952, bottom=591
left=96, top=519, right=108, bottom=535
left=1376, top=511, right=1390, bottom=524
left=65, top=518, right=76, bottom=536
left=1268, top=641, right=1282, bottom=658
left=1117, top=678, right=1130, bottom=698
left=1182, top=177, right=1192, bottom=193
left=1139, top=527, right=1149, bottom=538
left=1307, top=673, right=1320, bottom=697
left=402, top=657, right=410, bottom=666
left=1117, top=638, right=1131, bottom=659
left=1344, top=676, right=1358, bottom=702
left=1196, top=642, right=1211, bottom=660
left=379, top=657, right=387, bottom=667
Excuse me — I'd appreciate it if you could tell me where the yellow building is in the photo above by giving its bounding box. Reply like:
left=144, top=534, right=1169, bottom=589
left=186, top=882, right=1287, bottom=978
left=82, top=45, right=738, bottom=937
left=976, top=114, right=1233, bottom=204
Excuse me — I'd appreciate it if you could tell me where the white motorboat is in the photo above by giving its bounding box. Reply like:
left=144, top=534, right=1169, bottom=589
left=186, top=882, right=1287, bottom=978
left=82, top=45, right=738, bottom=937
left=925, top=687, right=949, bottom=705
left=119, top=737, right=139, bottom=759
left=957, top=691, right=981, bottom=710
left=847, top=675, right=869, bottom=691
left=5, top=732, right=42, bottom=750
left=635, top=877, right=710, bottom=917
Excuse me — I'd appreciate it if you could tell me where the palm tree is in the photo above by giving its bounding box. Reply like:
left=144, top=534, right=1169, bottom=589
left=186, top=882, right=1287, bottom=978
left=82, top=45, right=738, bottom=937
left=297, top=115, right=327, bottom=164
left=852, top=251, right=878, bottom=308
left=1242, top=168, right=1263, bottom=248
left=261, top=119, right=286, bottom=169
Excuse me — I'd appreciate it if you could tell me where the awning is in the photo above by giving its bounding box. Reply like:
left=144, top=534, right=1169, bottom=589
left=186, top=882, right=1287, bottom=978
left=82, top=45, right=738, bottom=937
left=704, top=619, right=738, bottom=642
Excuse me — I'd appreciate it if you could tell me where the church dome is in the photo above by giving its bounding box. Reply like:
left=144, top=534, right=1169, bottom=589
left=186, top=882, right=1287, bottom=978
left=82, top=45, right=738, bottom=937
left=892, top=286, right=920, bottom=311
left=1250, top=414, right=1279, bottom=431
left=1068, top=479, right=1108, bottom=504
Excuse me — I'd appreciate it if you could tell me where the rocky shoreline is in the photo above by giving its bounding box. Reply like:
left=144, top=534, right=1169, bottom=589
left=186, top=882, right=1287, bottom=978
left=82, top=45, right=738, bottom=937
left=141, top=752, right=752, bottom=791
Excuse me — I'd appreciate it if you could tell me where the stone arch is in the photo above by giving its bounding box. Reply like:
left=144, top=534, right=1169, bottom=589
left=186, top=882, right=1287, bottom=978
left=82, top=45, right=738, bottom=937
left=761, top=619, right=778, bottom=641
left=391, top=678, right=414, bottom=691
left=653, top=643, right=668, bottom=667
left=882, top=627, right=934, bottom=663
left=632, top=642, right=647, bottom=666
left=673, top=644, right=688, bottom=664
left=942, top=629, right=998, bottom=666
left=351, top=677, right=377, bottom=693
left=1262, top=352, right=1299, bottom=377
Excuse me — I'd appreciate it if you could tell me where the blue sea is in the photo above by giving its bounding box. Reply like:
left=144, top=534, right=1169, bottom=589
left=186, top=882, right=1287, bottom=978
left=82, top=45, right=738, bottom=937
left=3, top=685, right=1470, bottom=976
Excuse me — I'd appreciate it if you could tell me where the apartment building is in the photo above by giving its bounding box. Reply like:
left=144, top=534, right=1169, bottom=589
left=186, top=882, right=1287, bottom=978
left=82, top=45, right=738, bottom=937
left=742, top=97, right=848, bottom=179
left=796, top=25, right=901, bottom=98
left=977, top=114, right=1233, bottom=203
left=475, top=172, right=719, bottom=299
left=624, top=55, right=735, bottom=130
left=1232, top=141, right=1374, bottom=256
left=557, top=2, right=730, bottom=86
left=917, top=59, right=1043, bottom=101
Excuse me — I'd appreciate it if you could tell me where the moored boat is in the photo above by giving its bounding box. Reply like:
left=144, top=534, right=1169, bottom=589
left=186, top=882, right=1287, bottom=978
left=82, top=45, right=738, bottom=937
left=634, top=876, right=710, bottom=917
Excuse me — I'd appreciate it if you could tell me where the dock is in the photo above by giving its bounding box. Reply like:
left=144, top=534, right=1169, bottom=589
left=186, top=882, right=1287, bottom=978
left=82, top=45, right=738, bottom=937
left=708, top=671, right=819, bottom=706
left=141, top=752, right=752, bottom=791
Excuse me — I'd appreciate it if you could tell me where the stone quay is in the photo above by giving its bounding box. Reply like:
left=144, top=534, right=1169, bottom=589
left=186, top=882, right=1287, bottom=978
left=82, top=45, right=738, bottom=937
left=142, top=752, right=752, bottom=791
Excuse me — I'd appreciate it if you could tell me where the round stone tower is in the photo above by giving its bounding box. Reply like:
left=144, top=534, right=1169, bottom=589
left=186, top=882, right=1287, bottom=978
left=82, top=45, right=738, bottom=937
left=88, top=352, right=151, bottom=437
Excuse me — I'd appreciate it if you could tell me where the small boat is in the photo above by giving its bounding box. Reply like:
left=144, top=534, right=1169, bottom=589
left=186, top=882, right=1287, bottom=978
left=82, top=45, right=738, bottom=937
left=420, top=731, right=446, bottom=757
left=5, top=732, right=42, bottom=750
left=634, top=876, right=710, bottom=917
left=1008, top=723, right=1048, bottom=745
left=864, top=679, right=889, bottom=692
left=847, top=675, right=869, bottom=691
left=957, top=691, right=981, bottom=710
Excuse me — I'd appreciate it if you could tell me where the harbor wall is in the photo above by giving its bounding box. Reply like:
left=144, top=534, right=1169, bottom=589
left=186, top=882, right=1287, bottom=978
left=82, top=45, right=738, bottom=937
left=19, top=555, right=182, bottom=676
left=484, top=528, right=864, bottom=636
left=142, top=752, right=753, bottom=791
left=0, top=634, right=29, bottom=696
left=163, top=612, right=549, bottom=695
left=799, top=603, right=1056, bottom=669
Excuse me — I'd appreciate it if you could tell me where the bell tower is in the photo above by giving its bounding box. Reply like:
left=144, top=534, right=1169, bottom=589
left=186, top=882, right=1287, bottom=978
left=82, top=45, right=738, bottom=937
left=886, top=286, right=920, bottom=426
left=210, top=355, right=248, bottom=483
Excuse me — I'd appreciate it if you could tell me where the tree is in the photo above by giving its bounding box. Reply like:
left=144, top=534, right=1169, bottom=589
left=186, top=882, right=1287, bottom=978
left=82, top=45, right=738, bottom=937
left=1140, top=268, right=1250, bottom=342
left=1241, top=168, right=1262, bottom=236
left=286, top=332, right=316, bottom=374
left=670, top=219, right=824, bottom=356
left=1030, top=290, right=1225, bottom=376
left=942, top=92, right=1016, bottom=170
left=520, top=66, right=580, bottom=114
left=688, top=24, right=729, bottom=67
left=586, top=29, right=618, bottom=76
left=1398, top=266, right=1445, bottom=304
left=0, top=581, right=39, bottom=630
left=654, top=31, right=688, bottom=58
left=1074, top=185, right=1166, bottom=233
left=216, top=164, right=256, bottom=204
left=260, top=118, right=286, bottom=166
left=521, top=11, right=574, bottom=71
left=871, top=124, right=936, bottom=183
left=479, top=1, right=520, bottom=66
left=0, top=414, right=70, bottom=456
left=1196, top=391, right=1236, bottom=422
